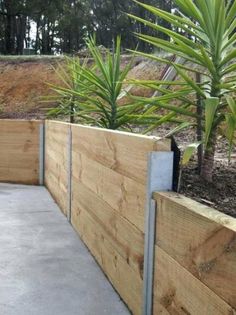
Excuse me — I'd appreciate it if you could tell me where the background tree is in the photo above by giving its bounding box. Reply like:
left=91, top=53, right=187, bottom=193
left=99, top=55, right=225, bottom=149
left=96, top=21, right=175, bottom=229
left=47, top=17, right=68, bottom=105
left=0, top=0, right=30, bottom=54
left=0, top=0, right=173, bottom=55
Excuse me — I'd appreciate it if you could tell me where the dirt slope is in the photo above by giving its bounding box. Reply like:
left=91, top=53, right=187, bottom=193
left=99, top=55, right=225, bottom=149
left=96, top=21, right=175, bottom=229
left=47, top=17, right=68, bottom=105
left=0, top=57, right=63, bottom=119
left=0, top=56, right=164, bottom=119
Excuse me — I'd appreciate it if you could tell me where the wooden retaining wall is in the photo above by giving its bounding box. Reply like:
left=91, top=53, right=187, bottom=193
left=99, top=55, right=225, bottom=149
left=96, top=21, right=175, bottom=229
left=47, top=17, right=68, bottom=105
left=44, top=120, right=171, bottom=315
left=1, top=119, right=235, bottom=314
left=153, top=192, right=236, bottom=315
left=0, top=119, right=42, bottom=184
left=44, top=120, right=236, bottom=315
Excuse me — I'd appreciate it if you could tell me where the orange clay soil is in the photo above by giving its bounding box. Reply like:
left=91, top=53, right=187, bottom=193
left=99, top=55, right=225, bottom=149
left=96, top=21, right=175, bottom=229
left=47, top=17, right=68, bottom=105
left=0, top=56, right=166, bottom=119
left=0, top=57, right=63, bottom=119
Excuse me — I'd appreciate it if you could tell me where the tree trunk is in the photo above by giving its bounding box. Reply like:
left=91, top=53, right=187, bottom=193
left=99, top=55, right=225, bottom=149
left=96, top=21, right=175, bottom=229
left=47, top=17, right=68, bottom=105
left=35, top=19, right=40, bottom=54
left=5, top=14, right=15, bottom=54
left=41, top=17, right=47, bottom=54
left=16, top=16, right=26, bottom=55
left=196, top=72, right=203, bottom=174
left=49, top=24, right=55, bottom=53
left=201, top=131, right=217, bottom=182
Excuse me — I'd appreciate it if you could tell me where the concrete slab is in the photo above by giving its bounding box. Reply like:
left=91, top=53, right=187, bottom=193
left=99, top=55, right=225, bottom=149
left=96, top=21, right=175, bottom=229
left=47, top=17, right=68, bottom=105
left=0, top=183, right=130, bottom=315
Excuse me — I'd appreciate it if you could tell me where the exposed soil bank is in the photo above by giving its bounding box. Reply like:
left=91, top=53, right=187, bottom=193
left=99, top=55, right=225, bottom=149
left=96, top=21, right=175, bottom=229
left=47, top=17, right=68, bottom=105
left=0, top=57, right=63, bottom=119
left=0, top=55, right=164, bottom=119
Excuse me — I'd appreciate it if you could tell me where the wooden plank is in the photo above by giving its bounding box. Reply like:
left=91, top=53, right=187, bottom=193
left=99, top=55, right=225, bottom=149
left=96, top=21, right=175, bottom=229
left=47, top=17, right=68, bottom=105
left=71, top=124, right=170, bottom=185
left=72, top=151, right=146, bottom=232
left=0, top=153, right=39, bottom=168
left=45, top=159, right=68, bottom=214
left=45, top=158, right=68, bottom=191
left=45, top=121, right=70, bottom=215
left=153, top=246, right=235, bottom=315
left=45, top=173, right=67, bottom=215
left=0, top=120, right=41, bottom=184
left=71, top=177, right=144, bottom=275
left=0, top=167, right=38, bottom=185
left=45, top=120, right=70, bottom=132
left=71, top=197, right=143, bottom=315
left=46, top=132, right=69, bottom=154
left=0, top=119, right=41, bottom=132
left=46, top=141, right=68, bottom=171
left=153, top=192, right=236, bottom=310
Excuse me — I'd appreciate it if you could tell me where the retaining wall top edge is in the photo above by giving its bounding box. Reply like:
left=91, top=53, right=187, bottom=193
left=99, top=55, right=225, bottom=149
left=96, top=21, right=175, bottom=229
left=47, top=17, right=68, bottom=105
left=153, top=191, right=236, bottom=231
left=0, top=119, right=42, bottom=123
left=45, top=120, right=171, bottom=150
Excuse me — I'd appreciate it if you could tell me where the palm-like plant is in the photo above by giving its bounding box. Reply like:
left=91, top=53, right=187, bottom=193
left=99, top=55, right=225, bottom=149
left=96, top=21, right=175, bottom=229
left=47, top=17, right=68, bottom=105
left=46, top=57, right=91, bottom=122
left=128, top=0, right=236, bottom=182
left=48, top=36, right=143, bottom=130
left=77, top=36, right=143, bottom=130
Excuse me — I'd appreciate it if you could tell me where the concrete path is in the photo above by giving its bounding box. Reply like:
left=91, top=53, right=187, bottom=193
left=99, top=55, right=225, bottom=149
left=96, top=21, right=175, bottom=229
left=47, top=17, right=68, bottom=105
left=0, top=184, right=130, bottom=315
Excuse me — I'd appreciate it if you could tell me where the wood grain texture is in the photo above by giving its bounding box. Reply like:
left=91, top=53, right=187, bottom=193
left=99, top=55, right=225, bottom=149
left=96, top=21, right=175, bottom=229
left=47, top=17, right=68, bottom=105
left=71, top=186, right=143, bottom=315
left=0, top=119, right=41, bottom=184
left=44, top=121, right=171, bottom=315
left=153, top=246, right=235, bottom=315
left=72, top=151, right=146, bottom=232
left=71, top=124, right=170, bottom=185
left=71, top=176, right=144, bottom=275
left=69, top=123, right=170, bottom=314
left=153, top=192, right=236, bottom=312
left=45, top=120, right=70, bottom=215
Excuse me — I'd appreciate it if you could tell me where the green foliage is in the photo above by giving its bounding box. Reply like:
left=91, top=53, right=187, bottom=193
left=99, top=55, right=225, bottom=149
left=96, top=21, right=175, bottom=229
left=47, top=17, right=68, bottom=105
left=129, top=0, right=236, bottom=178
left=177, top=141, right=202, bottom=192
left=46, top=56, right=91, bottom=118
left=47, top=36, right=144, bottom=130
left=181, top=142, right=202, bottom=166
left=204, top=97, right=219, bottom=146
left=0, top=0, right=173, bottom=55
left=225, top=96, right=236, bottom=159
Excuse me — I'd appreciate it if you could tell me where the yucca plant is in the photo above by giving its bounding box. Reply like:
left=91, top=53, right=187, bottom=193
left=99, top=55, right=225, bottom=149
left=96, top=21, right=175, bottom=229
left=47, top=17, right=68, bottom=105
left=46, top=57, right=91, bottom=123
left=47, top=36, right=144, bottom=130
left=77, top=36, right=144, bottom=130
left=128, top=0, right=236, bottom=182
